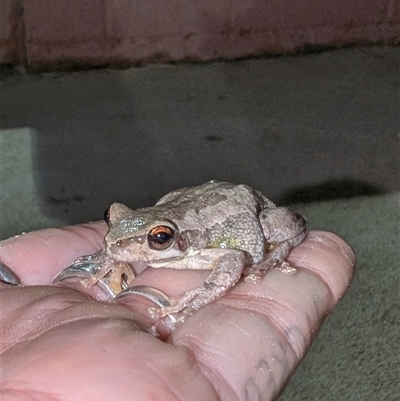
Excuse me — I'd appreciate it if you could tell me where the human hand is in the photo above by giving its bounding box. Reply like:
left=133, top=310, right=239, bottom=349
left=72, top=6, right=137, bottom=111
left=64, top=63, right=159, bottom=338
left=0, top=223, right=355, bottom=401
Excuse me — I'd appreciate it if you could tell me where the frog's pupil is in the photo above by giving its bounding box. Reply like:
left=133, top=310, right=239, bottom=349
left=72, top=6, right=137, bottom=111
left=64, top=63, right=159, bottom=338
left=153, top=232, right=172, bottom=244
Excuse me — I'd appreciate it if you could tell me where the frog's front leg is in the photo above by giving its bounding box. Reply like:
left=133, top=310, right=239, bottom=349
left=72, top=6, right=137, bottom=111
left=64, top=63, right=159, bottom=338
left=120, top=249, right=246, bottom=319
left=248, top=207, right=308, bottom=275
left=163, top=250, right=246, bottom=318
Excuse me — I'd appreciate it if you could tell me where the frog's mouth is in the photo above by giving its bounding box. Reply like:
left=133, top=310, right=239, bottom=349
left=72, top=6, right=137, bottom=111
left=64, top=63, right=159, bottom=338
left=145, top=256, right=187, bottom=268
left=145, top=248, right=203, bottom=269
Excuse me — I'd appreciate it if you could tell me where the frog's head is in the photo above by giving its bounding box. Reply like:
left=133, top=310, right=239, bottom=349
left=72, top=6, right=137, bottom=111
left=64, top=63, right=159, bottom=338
left=103, top=203, right=190, bottom=264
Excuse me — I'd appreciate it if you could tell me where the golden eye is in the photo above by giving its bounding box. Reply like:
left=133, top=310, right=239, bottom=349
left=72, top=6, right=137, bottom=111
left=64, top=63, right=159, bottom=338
left=148, top=225, right=174, bottom=250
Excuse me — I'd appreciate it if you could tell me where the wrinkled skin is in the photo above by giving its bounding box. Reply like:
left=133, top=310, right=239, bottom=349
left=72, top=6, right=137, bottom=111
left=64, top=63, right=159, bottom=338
left=0, top=222, right=355, bottom=401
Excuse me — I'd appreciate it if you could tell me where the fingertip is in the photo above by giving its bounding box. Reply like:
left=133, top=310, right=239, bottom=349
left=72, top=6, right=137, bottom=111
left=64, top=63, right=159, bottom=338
left=0, top=222, right=108, bottom=284
left=288, top=230, right=356, bottom=303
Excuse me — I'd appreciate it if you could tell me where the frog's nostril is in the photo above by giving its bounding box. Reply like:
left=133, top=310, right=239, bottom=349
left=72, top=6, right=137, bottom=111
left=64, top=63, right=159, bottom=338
left=116, top=240, right=123, bottom=247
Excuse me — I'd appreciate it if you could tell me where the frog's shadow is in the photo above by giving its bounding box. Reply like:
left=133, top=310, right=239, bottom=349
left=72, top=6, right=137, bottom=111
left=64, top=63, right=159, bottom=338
left=278, top=179, right=384, bottom=205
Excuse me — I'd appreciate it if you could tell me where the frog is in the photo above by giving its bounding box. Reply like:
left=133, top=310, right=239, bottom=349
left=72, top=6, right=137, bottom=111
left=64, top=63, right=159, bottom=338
left=53, top=180, right=308, bottom=319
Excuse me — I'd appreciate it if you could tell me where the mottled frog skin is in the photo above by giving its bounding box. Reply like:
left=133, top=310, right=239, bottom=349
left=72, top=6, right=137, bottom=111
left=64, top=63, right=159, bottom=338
left=55, top=180, right=308, bottom=319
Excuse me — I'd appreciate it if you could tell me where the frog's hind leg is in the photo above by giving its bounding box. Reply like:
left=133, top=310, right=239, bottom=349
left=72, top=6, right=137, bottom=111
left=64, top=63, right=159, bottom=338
left=248, top=207, right=308, bottom=275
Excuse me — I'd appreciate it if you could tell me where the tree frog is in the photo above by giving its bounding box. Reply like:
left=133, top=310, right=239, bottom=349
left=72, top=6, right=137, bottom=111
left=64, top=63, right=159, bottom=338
left=54, top=181, right=308, bottom=319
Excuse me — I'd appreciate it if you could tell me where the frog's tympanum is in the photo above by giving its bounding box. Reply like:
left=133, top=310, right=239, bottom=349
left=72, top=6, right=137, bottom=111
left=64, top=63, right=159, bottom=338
left=54, top=181, right=308, bottom=320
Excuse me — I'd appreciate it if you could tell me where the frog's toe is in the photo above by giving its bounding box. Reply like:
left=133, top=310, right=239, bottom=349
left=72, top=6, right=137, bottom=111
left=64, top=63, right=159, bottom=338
left=117, top=286, right=172, bottom=308
left=0, top=262, right=22, bottom=285
left=156, top=288, right=205, bottom=318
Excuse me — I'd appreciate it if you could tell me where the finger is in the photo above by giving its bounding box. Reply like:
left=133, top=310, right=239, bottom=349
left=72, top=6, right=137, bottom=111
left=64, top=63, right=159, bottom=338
left=164, top=231, right=355, bottom=400
left=0, top=222, right=107, bottom=285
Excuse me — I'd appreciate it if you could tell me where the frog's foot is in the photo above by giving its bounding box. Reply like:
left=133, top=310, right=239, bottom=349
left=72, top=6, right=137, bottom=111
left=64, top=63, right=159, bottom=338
left=245, top=241, right=294, bottom=277
left=53, top=251, right=135, bottom=297
left=248, top=207, right=308, bottom=276
left=0, top=261, right=22, bottom=285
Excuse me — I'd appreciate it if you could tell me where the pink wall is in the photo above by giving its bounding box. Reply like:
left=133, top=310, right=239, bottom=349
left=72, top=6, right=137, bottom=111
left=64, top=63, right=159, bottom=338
left=1, top=0, right=399, bottom=69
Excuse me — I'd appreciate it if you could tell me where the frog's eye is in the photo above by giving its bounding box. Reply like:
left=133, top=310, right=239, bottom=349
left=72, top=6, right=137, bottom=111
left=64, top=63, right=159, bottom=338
left=148, top=225, right=175, bottom=250
left=103, top=207, right=110, bottom=225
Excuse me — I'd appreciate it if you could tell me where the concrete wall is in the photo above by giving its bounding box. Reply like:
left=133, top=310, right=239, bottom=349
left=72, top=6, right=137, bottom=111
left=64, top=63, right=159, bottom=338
left=1, top=0, right=399, bottom=69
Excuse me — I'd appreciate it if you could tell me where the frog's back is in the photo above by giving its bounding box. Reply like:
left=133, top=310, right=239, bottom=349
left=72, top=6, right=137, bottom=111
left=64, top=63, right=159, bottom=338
left=156, top=180, right=275, bottom=212
left=156, top=181, right=274, bottom=262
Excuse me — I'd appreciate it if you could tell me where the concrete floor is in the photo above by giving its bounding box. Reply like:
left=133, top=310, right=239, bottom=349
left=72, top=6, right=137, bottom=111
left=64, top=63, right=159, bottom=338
left=1, top=46, right=399, bottom=399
